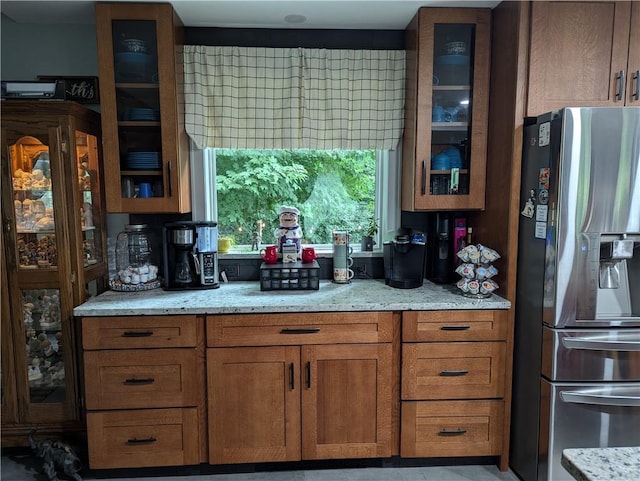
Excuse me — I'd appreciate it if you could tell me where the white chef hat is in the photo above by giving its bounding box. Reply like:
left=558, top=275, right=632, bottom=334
left=278, top=205, right=299, bottom=216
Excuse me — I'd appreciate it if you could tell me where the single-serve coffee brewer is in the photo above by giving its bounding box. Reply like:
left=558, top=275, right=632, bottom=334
left=383, top=231, right=427, bottom=289
left=163, top=221, right=219, bottom=290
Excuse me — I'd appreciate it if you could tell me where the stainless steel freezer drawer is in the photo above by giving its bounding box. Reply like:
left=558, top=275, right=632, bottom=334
left=541, top=326, right=640, bottom=381
left=539, top=379, right=640, bottom=481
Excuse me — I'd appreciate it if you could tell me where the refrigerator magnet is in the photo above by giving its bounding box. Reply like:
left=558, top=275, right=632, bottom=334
left=521, top=189, right=535, bottom=218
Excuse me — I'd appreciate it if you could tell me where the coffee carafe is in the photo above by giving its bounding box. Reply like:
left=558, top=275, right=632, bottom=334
left=163, top=221, right=219, bottom=290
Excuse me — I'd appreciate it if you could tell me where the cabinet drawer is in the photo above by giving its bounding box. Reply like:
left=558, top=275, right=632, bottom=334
left=82, top=316, right=197, bottom=350
left=84, top=349, right=199, bottom=410
left=207, top=312, right=394, bottom=347
left=401, top=400, right=503, bottom=457
left=86, top=408, right=199, bottom=469
left=402, top=342, right=505, bottom=400
left=402, top=310, right=508, bottom=342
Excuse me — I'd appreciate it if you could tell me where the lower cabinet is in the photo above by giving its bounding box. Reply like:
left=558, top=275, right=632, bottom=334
left=80, top=309, right=511, bottom=469
left=206, top=312, right=395, bottom=464
left=400, top=310, right=507, bottom=458
left=81, top=316, right=205, bottom=469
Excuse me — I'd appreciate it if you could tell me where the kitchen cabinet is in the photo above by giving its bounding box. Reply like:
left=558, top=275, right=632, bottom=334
left=0, top=101, right=107, bottom=445
left=402, top=8, right=491, bottom=211
left=206, top=312, right=395, bottom=464
left=81, top=315, right=205, bottom=469
left=400, top=310, right=506, bottom=458
left=527, top=1, right=640, bottom=115
left=95, top=2, right=191, bottom=213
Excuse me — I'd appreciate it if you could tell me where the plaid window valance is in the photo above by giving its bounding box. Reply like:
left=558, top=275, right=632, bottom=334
left=183, top=46, right=406, bottom=150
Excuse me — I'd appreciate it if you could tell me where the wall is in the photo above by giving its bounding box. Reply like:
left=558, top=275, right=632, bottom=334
left=1, top=15, right=98, bottom=80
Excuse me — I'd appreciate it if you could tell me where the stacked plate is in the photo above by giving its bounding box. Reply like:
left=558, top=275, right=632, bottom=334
left=125, top=151, right=161, bottom=170
left=124, top=108, right=160, bottom=121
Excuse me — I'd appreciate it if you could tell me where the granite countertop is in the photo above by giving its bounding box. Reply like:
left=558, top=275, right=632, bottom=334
left=74, top=279, right=510, bottom=316
left=562, top=447, right=640, bottom=481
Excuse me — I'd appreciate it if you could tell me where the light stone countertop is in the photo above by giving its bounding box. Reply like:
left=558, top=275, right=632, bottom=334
left=562, top=447, right=640, bottom=481
left=74, top=279, right=510, bottom=316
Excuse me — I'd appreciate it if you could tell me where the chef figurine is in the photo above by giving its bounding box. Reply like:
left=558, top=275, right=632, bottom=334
left=274, top=205, right=303, bottom=255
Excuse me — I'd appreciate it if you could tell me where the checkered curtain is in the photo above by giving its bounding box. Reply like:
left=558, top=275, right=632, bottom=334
left=183, top=46, right=406, bottom=150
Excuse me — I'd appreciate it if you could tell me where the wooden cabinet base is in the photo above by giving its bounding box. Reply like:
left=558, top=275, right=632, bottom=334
left=87, top=408, right=200, bottom=469
left=401, top=400, right=503, bottom=457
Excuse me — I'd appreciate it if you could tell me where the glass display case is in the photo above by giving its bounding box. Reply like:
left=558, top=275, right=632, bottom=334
left=96, top=2, right=191, bottom=214
left=402, top=8, right=491, bottom=211
left=1, top=101, right=107, bottom=444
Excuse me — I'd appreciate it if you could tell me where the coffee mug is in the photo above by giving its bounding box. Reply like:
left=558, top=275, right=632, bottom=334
left=218, top=237, right=232, bottom=254
left=444, top=107, right=459, bottom=122
left=333, top=267, right=354, bottom=283
left=301, top=247, right=316, bottom=263
left=260, top=244, right=278, bottom=264
left=432, top=105, right=445, bottom=122
left=333, top=245, right=353, bottom=269
left=332, top=230, right=349, bottom=245
left=138, top=182, right=153, bottom=198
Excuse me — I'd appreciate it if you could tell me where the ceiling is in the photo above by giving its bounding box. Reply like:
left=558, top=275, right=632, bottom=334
left=1, top=0, right=500, bottom=29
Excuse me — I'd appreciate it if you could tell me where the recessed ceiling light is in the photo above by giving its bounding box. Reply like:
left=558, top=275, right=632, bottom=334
left=284, top=14, right=307, bottom=24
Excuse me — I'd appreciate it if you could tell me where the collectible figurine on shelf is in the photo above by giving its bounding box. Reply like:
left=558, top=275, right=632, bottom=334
left=273, top=205, right=303, bottom=255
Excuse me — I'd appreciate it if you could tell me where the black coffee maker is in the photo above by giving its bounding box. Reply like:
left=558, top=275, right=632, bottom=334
left=426, top=213, right=455, bottom=284
left=383, top=231, right=427, bottom=289
left=162, top=221, right=220, bottom=290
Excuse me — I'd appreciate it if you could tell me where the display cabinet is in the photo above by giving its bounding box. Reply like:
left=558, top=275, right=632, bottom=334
left=96, top=2, right=191, bottom=213
left=0, top=100, right=108, bottom=445
left=402, top=8, right=491, bottom=211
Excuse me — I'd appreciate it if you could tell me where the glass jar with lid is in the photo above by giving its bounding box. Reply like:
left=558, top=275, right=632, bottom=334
left=112, top=224, right=160, bottom=291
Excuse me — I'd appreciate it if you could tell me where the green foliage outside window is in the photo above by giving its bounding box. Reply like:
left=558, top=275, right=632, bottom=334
left=215, top=149, right=376, bottom=247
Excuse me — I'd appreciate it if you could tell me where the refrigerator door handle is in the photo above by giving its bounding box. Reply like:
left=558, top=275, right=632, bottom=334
left=560, top=390, right=640, bottom=407
left=562, top=337, right=640, bottom=351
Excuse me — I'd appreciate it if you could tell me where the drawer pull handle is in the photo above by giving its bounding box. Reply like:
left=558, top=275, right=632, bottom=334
left=439, top=370, right=469, bottom=376
left=280, top=328, right=320, bottom=334
left=126, top=437, right=157, bottom=445
left=306, top=361, right=311, bottom=389
left=122, top=331, right=154, bottom=337
left=439, top=428, right=467, bottom=436
left=124, top=378, right=155, bottom=385
left=440, top=325, right=471, bottom=331
left=289, top=363, right=295, bottom=390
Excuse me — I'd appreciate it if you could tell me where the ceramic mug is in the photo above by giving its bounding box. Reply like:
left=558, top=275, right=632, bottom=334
left=333, top=267, right=354, bottom=283
left=444, top=107, right=459, bottom=122
left=218, top=237, right=232, bottom=254
left=432, top=105, right=445, bottom=122
left=332, top=229, right=349, bottom=245
left=260, top=244, right=279, bottom=264
left=301, top=247, right=317, bottom=263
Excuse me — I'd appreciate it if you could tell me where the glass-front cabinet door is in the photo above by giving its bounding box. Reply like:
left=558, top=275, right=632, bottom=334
left=402, top=8, right=490, bottom=211
left=1, top=101, right=107, bottom=440
left=96, top=2, right=191, bottom=214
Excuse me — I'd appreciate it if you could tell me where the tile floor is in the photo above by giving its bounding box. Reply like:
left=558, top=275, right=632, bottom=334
left=2, top=450, right=521, bottom=481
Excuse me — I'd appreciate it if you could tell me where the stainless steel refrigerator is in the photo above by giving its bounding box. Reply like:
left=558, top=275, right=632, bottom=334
left=510, top=107, right=640, bottom=481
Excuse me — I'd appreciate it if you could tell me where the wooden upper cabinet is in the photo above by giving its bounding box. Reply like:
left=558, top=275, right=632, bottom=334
left=402, top=7, right=491, bottom=211
left=96, top=2, right=191, bottom=213
left=527, top=1, right=639, bottom=115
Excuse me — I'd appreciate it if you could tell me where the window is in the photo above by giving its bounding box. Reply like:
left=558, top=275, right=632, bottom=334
left=189, top=146, right=401, bottom=253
